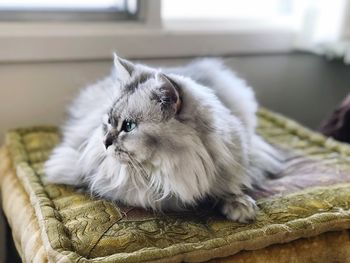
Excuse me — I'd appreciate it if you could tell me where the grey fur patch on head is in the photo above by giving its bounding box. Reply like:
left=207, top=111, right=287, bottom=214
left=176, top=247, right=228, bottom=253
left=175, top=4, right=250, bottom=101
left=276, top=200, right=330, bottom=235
left=124, top=72, right=153, bottom=93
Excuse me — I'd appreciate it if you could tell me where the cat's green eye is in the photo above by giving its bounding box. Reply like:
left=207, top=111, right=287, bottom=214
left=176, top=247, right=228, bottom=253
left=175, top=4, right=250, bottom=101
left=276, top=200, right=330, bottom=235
left=122, top=120, right=137, bottom=132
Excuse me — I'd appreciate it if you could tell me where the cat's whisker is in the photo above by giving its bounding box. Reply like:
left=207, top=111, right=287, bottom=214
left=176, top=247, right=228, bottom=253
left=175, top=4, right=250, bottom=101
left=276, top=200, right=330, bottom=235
left=128, top=155, right=150, bottom=188
left=128, top=162, right=144, bottom=193
left=128, top=155, right=169, bottom=205
left=127, top=156, right=164, bottom=208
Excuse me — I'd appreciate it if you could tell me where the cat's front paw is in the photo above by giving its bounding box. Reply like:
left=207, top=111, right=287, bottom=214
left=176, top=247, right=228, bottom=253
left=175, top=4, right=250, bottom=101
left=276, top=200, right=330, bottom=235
left=221, top=195, right=257, bottom=223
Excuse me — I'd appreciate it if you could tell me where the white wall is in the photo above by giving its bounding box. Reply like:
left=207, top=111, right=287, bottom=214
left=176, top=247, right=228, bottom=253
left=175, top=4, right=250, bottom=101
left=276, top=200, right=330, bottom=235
left=0, top=60, right=112, bottom=142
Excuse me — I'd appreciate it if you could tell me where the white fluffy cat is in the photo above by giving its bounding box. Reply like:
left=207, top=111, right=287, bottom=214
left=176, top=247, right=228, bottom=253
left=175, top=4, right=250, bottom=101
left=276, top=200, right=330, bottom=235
left=44, top=54, right=281, bottom=223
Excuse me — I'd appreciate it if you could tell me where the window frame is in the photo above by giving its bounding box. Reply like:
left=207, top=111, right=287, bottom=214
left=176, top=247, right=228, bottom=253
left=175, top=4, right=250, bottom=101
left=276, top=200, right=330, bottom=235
left=0, top=0, right=139, bottom=22
left=0, top=10, right=136, bottom=23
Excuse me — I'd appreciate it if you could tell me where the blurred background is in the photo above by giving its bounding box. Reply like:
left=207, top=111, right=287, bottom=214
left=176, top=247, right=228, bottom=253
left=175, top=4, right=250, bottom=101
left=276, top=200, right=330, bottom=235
left=0, top=0, right=350, bottom=261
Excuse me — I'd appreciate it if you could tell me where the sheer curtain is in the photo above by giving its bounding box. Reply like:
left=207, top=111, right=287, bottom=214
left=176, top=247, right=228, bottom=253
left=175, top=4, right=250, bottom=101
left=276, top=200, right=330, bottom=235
left=296, top=0, right=350, bottom=64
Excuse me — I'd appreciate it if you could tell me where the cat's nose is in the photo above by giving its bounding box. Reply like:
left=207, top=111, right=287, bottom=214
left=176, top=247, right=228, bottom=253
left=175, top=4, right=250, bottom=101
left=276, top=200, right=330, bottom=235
left=104, top=134, right=114, bottom=149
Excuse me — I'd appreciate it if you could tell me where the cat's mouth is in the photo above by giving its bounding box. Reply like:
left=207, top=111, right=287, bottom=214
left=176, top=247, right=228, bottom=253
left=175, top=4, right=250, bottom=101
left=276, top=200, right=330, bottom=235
left=106, top=145, right=131, bottom=163
left=115, top=147, right=130, bottom=163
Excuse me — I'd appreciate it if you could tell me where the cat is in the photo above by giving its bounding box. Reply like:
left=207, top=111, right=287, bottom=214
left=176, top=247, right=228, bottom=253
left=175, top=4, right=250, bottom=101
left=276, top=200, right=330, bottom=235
left=44, top=54, right=282, bottom=223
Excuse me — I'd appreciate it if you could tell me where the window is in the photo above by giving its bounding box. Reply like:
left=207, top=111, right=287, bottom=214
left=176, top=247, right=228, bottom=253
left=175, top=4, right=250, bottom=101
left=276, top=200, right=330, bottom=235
left=0, top=0, right=296, bottom=62
left=161, top=0, right=304, bottom=31
left=0, top=0, right=138, bottom=21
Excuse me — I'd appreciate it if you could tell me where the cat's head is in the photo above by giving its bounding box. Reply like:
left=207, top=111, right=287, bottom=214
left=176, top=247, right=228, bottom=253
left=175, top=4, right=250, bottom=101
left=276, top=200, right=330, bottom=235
left=96, top=55, right=246, bottom=205
left=103, top=55, right=197, bottom=166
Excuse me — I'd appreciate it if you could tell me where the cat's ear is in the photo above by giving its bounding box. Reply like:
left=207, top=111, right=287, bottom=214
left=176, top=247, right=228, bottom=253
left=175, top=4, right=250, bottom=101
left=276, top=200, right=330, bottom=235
left=156, top=73, right=182, bottom=115
left=113, top=53, right=134, bottom=80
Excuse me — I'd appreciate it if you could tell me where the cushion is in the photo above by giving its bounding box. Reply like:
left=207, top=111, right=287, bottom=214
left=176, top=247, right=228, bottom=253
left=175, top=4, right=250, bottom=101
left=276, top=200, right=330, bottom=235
left=2, top=109, right=350, bottom=263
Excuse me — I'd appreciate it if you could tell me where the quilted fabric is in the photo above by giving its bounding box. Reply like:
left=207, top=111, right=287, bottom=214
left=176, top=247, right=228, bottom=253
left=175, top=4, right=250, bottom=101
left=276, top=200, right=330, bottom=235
left=2, top=109, right=350, bottom=263
left=0, top=148, right=48, bottom=262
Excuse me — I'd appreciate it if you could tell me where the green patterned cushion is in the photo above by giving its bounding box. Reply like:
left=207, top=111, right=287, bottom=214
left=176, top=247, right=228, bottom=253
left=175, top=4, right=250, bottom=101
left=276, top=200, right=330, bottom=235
left=4, top=109, right=350, bottom=263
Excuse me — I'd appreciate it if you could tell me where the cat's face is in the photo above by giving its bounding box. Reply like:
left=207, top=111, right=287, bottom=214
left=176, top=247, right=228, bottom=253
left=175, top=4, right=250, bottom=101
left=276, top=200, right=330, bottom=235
left=102, top=56, right=185, bottom=165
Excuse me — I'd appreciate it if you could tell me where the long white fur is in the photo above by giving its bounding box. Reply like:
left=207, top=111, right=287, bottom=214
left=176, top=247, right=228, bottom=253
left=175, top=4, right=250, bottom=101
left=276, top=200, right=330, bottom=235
left=44, top=56, right=281, bottom=222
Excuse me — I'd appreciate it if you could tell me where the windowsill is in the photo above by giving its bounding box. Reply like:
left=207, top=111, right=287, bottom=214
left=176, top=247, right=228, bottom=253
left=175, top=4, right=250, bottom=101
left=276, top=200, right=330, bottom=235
left=163, top=18, right=297, bottom=31
left=0, top=19, right=296, bottom=63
